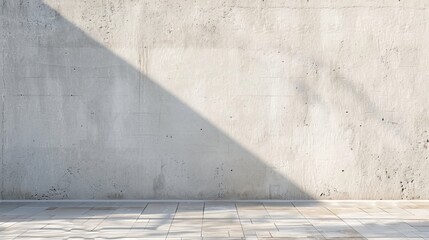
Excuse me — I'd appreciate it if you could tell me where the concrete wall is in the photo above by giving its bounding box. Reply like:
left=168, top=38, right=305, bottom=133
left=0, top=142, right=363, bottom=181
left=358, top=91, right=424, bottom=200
left=1, top=0, right=428, bottom=200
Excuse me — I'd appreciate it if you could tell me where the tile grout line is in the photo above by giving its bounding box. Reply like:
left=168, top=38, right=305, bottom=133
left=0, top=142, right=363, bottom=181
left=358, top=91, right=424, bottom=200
left=234, top=202, right=245, bottom=239
left=262, top=201, right=277, bottom=237
left=165, top=202, right=179, bottom=240
left=128, top=202, right=149, bottom=236
left=201, top=201, right=205, bottom=238
left=291, top=202, right=327, bottom=239
left=323, top=204, right=366, bottom=239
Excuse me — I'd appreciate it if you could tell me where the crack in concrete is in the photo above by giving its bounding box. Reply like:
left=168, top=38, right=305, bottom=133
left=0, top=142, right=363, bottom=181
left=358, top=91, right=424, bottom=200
left=1, top=48, right=6, bottom=199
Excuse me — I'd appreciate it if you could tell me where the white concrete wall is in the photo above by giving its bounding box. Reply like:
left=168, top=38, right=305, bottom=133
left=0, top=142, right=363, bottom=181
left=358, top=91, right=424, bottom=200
left=1, top=0, right=428, bottom=199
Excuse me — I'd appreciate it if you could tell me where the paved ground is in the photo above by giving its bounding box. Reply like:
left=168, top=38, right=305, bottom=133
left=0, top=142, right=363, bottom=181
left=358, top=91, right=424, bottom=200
left=1, top=201, right=429, bottom=239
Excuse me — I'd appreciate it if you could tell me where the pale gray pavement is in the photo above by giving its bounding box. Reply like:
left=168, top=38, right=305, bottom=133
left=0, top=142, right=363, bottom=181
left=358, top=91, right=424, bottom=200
left=1, top=201, right=429, bottom=239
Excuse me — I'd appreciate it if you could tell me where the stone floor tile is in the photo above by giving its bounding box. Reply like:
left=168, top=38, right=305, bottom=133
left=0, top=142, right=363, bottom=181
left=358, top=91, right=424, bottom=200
left=236, top=202, right=270, bottom=219
left=140, top=202, right=178, bottom=219
left=2, top=207, right=48, bottom=217
left=175, top=202, right=204, bottom=219
left=264, top=202, right=305, bottom=219
left=203, top=202, right=239, bottom=219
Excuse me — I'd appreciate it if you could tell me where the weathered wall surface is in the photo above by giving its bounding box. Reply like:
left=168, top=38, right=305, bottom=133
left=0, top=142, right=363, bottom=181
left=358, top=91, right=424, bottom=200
left=1, top=0, right=428, bottom=199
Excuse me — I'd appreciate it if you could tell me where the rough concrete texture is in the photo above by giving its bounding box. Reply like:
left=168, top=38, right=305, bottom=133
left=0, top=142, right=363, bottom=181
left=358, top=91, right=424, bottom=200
left=0, top=0, right=428, bottom=200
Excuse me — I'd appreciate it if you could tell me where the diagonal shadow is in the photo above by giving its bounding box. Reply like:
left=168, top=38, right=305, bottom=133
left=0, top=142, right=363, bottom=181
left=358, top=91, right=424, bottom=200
left=0, top=1, right=311, bottom=199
